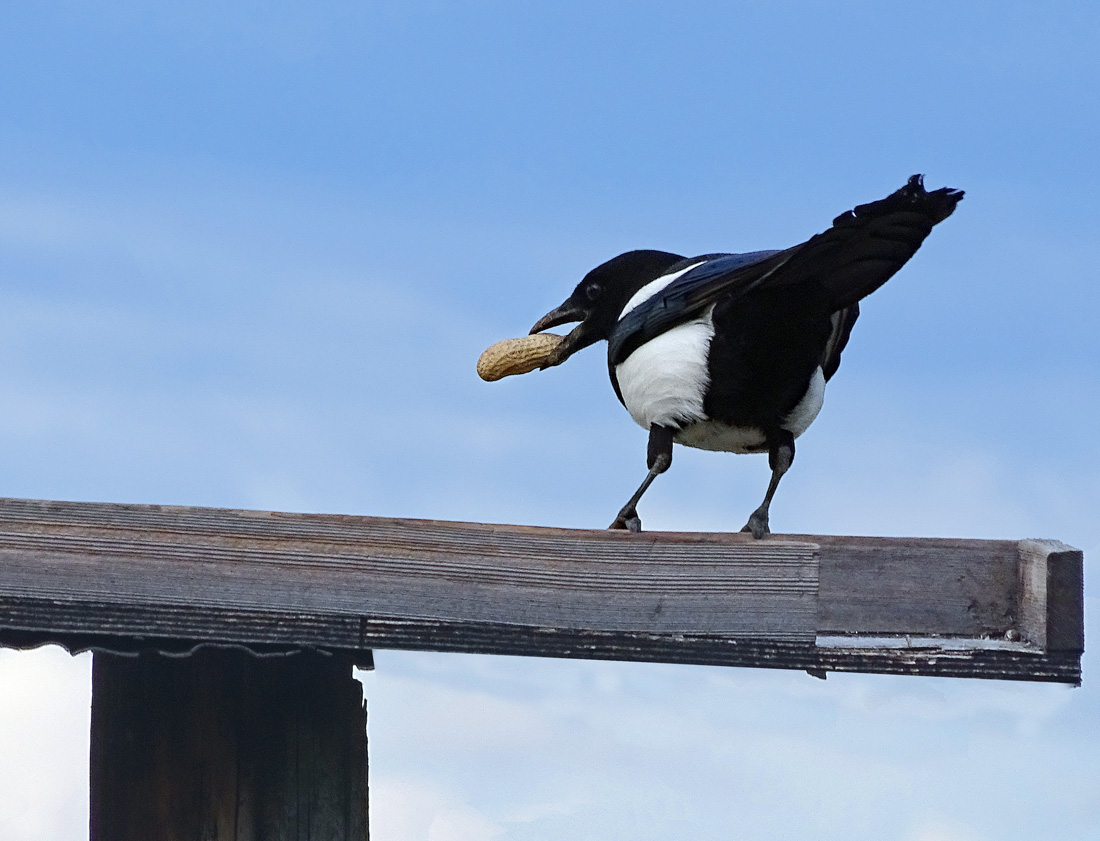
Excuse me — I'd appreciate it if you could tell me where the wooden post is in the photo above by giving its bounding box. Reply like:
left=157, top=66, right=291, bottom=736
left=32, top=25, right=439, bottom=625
left=89, top=647, right=368, bottom=841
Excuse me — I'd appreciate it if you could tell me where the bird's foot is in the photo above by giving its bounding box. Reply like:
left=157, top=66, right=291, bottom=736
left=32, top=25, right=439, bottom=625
left=740, top=509, right=770, bottom=540
left=609, top=506, right=643, bottom=533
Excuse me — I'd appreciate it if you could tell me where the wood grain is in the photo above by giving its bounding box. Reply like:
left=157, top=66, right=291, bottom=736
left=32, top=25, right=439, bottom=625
left=90, top=648, right=368, bottom=841
left=808, top=533, right=1019, bottom=636
left=1017, top=539, right=1085, bottom=652
left=0, top=497, right=1085, bottom=683
left=0, top=497, right=818, bottom=640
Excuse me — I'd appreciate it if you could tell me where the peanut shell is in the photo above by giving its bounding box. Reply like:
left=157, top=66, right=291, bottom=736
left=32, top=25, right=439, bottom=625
left=477, top=333, right=565, bottom=381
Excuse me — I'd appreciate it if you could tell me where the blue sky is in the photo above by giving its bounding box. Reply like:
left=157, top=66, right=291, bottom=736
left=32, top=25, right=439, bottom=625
left=0, top=3, right=1098, bottom=839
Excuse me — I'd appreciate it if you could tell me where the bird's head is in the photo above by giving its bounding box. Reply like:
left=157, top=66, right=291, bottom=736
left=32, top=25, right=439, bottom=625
left=529, top=250, right=684, bottom=368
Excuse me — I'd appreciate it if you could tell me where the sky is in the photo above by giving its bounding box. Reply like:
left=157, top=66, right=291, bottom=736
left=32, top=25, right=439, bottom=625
left=0, top=2, right=1098, bottom=839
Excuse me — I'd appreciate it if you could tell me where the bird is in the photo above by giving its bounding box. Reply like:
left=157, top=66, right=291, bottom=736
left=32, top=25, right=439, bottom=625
left=528, top=174, right=964, bottom=537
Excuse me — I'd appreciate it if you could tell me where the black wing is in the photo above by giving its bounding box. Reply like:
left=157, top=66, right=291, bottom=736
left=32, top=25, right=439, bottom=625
left=821, top=303, right=859, bottom=381
left=607, top=175, right=963, bottom=367
left=607, top=249, right=787, bottom=366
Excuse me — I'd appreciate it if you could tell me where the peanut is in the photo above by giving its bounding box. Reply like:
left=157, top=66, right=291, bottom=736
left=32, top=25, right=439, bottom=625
left=477, top=333, right=565, bottom=381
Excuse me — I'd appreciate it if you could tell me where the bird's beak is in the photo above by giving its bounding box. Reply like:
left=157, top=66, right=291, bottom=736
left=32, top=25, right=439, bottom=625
left=530, top=300, right=587, bottom=335
left=530, top=300, right=598, bottom=368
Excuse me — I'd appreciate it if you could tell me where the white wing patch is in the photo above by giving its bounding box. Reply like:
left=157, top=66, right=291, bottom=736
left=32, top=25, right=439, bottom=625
left=617, top=260, right=706, bottom=319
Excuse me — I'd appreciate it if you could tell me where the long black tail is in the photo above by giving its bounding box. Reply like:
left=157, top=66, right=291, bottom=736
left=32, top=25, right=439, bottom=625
left=784, top=174, right=964, bottom=311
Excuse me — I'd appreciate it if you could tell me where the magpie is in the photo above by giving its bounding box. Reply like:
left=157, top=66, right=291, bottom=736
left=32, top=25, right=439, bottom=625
left=529, top=175, right=963, bottom=537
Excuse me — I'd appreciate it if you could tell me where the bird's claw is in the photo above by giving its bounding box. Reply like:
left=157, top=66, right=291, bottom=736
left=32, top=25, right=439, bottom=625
left=609, top=508, right=643, bottom=533
left=740, top=510, right=770, bottom=540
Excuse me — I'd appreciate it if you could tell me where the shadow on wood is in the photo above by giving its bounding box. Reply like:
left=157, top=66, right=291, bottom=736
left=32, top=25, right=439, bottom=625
left=89, top=648, right=368, bottom=841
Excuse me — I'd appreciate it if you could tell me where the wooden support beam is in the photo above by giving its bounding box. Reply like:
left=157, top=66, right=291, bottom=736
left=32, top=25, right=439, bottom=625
left=0, top=497, right=1085, bottom=683
left=90, top=648, right=368, bottom=841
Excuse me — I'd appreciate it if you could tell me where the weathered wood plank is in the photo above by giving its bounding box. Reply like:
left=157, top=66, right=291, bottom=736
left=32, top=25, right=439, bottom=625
left=89, top=648, right=368, bottom=841
left=1017, top=539, right=1085, bottom=652
left=0, top=602, right=1082, bottom=683
left=0, top=497, right=819, bottom=641
left=0, top=497, right=1085, bottom=683
left=808, top=534, right=1019, bottom=636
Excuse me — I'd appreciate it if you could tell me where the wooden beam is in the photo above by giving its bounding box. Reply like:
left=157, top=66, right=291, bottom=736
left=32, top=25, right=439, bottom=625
left=0, top=498, right=819, bottom=644
left=810, top=533, right=1019, bottom=636
left=89, top=648, right=368, bottom=841
left=0, top=497, right=1084, bottom=683
left=1017, top=539, right=1085, bottom=652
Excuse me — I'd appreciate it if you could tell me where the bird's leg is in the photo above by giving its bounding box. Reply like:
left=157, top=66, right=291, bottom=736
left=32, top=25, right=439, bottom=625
left=741, top=431, right=795, bottom=539
left=609, top=425, right=675, bottom=533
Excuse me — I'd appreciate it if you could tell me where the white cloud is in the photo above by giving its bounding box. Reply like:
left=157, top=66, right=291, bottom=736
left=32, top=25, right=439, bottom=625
left=358, top=628, right=1100, bottom=841
left=428, top=807, right=503, bottom=841
left=0, top=649, right=90, bottom=841
left=371, top=779, right=506, bottom=841
left=902, top=818, right=990, bottom=841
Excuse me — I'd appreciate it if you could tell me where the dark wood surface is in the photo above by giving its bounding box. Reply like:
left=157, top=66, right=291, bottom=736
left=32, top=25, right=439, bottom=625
left=1018, top=539, right=1085, bottom=652
left=0, top=497, right=819, bottom=640
left=90, top=648, right=368, bottom=841
left=808, top=533, right=1019, bottom=636
left=0, top=497, right=1084, bottom=682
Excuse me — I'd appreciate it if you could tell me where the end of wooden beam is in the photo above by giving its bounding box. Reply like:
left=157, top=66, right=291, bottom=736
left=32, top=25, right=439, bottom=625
left=1017, top=540, right=1084, bottom=653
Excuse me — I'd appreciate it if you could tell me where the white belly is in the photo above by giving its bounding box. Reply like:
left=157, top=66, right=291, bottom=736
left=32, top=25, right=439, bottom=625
left=614, top=315, right=714, bottom=430
left=617, top=340, right=827, bottom=455
left=782, top=366, right=825, bottom=438
left=674, top=421, right=768, bottom=453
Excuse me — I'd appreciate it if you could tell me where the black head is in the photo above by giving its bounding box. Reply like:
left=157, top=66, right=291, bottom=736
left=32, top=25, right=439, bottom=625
left=530, top=250, right=685, bottom=367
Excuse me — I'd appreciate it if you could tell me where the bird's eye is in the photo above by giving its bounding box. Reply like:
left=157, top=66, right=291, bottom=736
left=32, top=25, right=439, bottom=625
left=584, top=283, right=602, bottom=302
